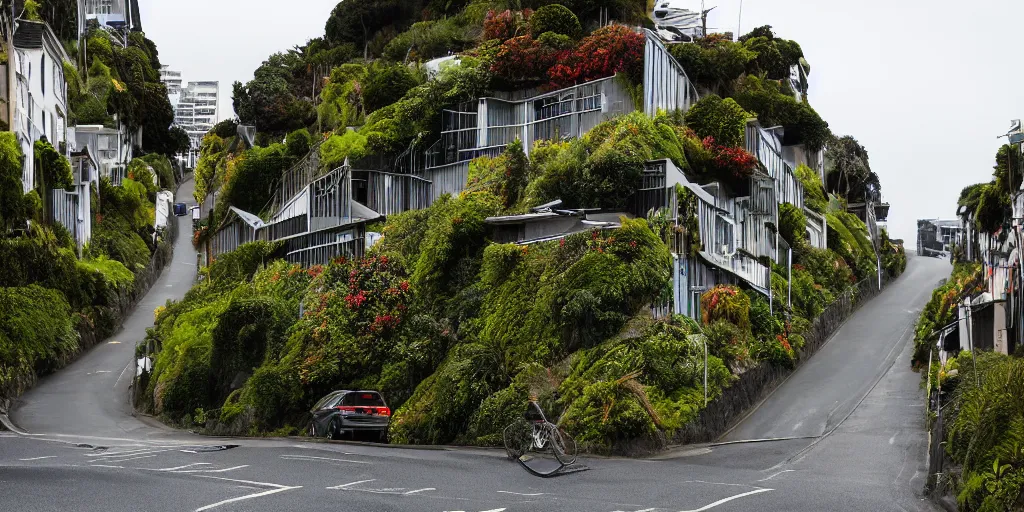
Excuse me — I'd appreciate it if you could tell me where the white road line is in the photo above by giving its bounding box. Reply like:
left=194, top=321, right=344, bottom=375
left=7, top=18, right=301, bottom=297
left=91, top=464, right=124, bottom=469
left=114, top=361, right=133, bottom=388
left=634, top=508, right=658, bottom=512
left=326, top=479, right=376, bottom=490
left=18, top=456, right=57, bottom=461
left=107, top=454, right=159, bottom=462
left=756, top=469, right=795, bottom=482
left=496, top=491, right=545, bottom=496
left=680, top=480, right=751, bottom=488
left=96, top=449, right=176, bottom=459
left=148, top=463, right=213, bottom=472
left=173, top=465, right=249, bottom=473
left=404, top=488, right=435, bottom=495
left=280, top=454, right=370, bottom=465
left=87, top=448, right=158, bottom=458
left=194, top=476, right=289, bottom=489
left=481, top=509, right=508, bottom=512
left=193, top=485, right=301, bottom=511
left=677, top=488, right=773, bottom=512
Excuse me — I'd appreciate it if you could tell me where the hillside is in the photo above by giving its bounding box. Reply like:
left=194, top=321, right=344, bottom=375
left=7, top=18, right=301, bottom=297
left=140, top=1, right=906, bottom=452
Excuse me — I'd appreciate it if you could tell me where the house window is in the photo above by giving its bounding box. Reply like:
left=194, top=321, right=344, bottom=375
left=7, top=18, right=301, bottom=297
left=40, top=55, right=44, bottom=96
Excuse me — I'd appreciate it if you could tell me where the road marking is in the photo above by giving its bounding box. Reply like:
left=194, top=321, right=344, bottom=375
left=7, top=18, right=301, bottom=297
left=114, top=362, right=133, bottom=388
left=681, top=480, right=750, bottom=488
left=496, top=491, right=545, bottom=496
left=677, top=488, right=772, bottom=512
left=108, top=341, right=121, bottom=344
left=634, top=509, right=658, bottom=512
left=756, top=470, right=794, bottom=482
left=95, top=448, right=175, bottom=459
left=280, top=454, right=370, bottom=465
left=480, top=509, right=507, bottom=512
left=91, top=464, right=124, bottom=469
left=173, top=465, right=249, bottom=473
left=88, top=448, right=156, bottom=458
left=326, top=479, right=375, bottom=490
left=108, top=454, right=159, bottom=462
left=192, top=476, right=301, bottom=512
left=19, top=456, right=57, bottom=461
left=404, top=488, right=435, bottom=495
left=149, top=463, right=213, bottom=471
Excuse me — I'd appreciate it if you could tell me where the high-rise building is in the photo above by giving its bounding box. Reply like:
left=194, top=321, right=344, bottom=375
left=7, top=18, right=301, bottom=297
left=171, top=81, right=219, bottom=167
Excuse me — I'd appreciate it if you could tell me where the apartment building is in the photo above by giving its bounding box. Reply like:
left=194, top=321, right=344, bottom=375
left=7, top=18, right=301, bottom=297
left=175, top=81, right=219, bottom=167
left=160, top=66, right=183, bottom=104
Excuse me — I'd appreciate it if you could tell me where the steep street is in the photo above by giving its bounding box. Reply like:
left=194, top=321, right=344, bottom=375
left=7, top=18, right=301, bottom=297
left=1, top=255, right=949, bottom=511
left=9, top=177, right=199, bottom=441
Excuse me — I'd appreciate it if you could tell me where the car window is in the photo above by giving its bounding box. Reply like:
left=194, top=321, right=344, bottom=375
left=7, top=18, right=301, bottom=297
left=313, top=392, right=341, bottom=410
left=341, top=392, right=385, bottom=407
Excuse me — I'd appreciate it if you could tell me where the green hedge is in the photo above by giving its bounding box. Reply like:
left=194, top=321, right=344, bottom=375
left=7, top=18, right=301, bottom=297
left=0, top=285, right=78, bottom=397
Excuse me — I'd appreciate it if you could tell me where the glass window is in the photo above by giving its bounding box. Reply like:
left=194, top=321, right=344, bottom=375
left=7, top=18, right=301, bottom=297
left=40, top=55, right=45, bottom=95
left=341, top=392, right=385, bottom=407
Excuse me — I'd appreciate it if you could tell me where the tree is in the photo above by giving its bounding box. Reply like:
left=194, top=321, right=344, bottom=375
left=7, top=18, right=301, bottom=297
left=325, top=0, right=422, bottom=59
left=39, top=0, right=78, bottom=42
left=232, top=53, right=317, bottom=136
left=0, top=132, right=28, bottom=231
left=825, top=136, right=879, bottom=202
left=362, top=63, right=419, bottom=114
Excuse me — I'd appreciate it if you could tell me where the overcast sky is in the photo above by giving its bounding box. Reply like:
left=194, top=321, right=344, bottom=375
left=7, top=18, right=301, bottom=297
left=140, top=0, right=1024, bottom=243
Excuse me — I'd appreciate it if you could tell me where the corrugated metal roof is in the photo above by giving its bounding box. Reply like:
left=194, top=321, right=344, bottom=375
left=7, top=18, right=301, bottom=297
left=13, top=20, right=44, bottom=49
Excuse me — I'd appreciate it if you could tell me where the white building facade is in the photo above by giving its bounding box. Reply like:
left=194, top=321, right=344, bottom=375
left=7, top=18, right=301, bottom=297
left=174, top=80, right=218, bottom=167
left=12, top=20, right=71, bottom=193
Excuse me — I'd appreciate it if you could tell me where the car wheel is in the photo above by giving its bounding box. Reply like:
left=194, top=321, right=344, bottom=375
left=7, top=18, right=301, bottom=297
left=329, top=420, right=340, bottom=440
left=309, top=422, right=317, bottom=438
left=378, top=430, right=388, bottom=444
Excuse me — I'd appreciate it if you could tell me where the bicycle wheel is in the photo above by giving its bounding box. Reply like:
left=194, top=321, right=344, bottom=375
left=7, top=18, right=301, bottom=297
left=544, top=423, right=577, bottom=466
left=503, top=417, right=532, bottom=461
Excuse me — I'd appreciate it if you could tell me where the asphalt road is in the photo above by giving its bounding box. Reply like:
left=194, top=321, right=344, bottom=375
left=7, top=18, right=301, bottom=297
left=1, top=238, right=953, bottom=511
left=9, top=177, right=199, bottom=442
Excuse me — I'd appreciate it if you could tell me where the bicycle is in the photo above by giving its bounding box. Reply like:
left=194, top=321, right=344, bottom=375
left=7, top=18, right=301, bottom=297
left=503, top=399, right=577, bottom=466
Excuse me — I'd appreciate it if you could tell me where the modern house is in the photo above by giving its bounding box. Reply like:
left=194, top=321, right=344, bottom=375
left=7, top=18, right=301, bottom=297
left=70, top=124, right=134, bottom=185
left=77, top=0, right=142, bottom=35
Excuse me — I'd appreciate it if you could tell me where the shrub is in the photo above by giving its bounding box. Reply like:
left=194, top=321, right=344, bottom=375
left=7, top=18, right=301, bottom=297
left=285, top=128, right=311, bottom=158
left=537, top=31, right=574, bottom=50
left=0, top=285, right=79, bottom=398
left=703, top=320, right=750, bottom=365
left=700, top=285, right=751, bottom=331
left=548, top=25, right=644, bottom=88
left=209, top=241, right=285, bottom=284
left=530, top=4, right=581, bottom=39
left=684, top=95, right=751, bottom=148
left=483, top=9, right=527, bottom=41
left=91, top=216, right=152, bottom=272
left=668, top=39, right=755, bottom=95
left=732, top=74, right=830, bottom=151
left=795, top=164, right=827, bottom=214
left=362, top=63, right=419, bottom=114
left=320, top=130, right=368, bottom=171
left=0, top=132, right=27, bottom=230
left=139, top=153, right=175, bottom=190
left=491, top=35, right=563, bottom=84
left=34, top=140, right=73, bottom=191
left=778, top=202, right=809, bottom=255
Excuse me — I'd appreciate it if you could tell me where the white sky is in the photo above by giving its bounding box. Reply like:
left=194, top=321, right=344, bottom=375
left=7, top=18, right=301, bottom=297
left=140, top=0, right=1024, bottom=243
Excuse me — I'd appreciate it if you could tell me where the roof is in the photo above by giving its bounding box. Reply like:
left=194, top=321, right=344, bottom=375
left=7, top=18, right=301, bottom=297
left=13, top=20, right=71, bottom=62
left=228, top=207, right=266, bottom=229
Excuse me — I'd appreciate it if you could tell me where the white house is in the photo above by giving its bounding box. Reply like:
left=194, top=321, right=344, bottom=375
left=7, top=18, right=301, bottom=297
left=12, top=19, right=71, bottom=192
left=70, top=124, right=134, bottom=185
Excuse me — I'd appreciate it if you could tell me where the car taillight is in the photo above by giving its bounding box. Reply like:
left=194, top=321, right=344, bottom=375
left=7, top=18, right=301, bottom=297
left=377, top=407, right=391, bottom=417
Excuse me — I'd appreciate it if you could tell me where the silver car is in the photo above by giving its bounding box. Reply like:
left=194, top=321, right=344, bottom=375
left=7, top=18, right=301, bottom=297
left=309, top=390, right=391, bottom=442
